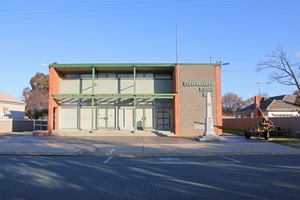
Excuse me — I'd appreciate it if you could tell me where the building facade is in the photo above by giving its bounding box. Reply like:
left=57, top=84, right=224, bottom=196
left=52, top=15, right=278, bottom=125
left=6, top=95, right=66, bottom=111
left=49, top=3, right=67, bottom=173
left=0, top=92, right=25, bottom=119
left=48, top=63, right=222, bottom=136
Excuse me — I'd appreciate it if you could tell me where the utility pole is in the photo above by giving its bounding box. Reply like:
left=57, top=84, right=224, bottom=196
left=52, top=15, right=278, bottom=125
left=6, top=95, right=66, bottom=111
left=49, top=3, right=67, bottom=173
left=256, top=82, right=261, bottom=95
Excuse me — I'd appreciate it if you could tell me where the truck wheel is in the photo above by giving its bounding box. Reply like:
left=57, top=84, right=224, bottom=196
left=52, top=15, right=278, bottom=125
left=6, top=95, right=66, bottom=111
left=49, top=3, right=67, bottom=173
left=245, top=131, right=251, bottom=139
left=264, top=131, right=269, bottom=140
left=257, top=133, right=261, bottom=140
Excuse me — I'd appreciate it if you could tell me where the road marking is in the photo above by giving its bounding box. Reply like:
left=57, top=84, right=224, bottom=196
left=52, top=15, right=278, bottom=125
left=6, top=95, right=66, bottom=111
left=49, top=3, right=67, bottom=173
left=221, top=156, right=241, bottom=163
left=104, top=156, right=113, bottom=164
left=69, top=147, right=85, bottom=155
left=158, top=158, right=181, bottom=161
left=109, top=148, right=116, bottom=155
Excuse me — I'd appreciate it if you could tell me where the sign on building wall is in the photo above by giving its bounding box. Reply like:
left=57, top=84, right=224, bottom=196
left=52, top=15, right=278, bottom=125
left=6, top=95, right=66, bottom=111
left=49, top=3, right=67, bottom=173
left=182, top=81, right=214, bottom=97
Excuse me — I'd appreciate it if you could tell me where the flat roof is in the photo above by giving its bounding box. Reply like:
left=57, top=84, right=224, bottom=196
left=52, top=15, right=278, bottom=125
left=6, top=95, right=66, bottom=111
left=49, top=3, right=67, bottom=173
left=51, top=63, right=218, bottom=67
left=50, top=63, right=218, bottom=73
left=51, top=63, right=176, bottom=67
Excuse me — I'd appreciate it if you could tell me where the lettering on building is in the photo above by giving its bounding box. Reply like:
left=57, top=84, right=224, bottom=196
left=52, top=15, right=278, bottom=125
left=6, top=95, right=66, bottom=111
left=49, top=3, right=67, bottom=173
left=182, top=81, right=214, bottom=97
left=183, top=81, right=213, bottom=87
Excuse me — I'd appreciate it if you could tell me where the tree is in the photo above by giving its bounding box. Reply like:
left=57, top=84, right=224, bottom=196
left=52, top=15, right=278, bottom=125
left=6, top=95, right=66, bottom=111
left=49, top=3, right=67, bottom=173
left=23, top=73, right=49, bottom=119
left=23, top=89, right=48, bottom=119
left=256, top=45, right=300, bottom=91
left=294, top=95, right=300, bottom=107
left=222, top=92, right=245, bottom=116
left=29, top=72, right=49, bottom=93
left=293, top=90, right=300, bottom=106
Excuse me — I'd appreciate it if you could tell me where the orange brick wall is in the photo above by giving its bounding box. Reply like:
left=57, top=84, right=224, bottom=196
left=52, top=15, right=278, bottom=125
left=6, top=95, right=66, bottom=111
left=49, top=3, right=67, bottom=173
left=48, top=66, right=60, bottom=134
left=173, top=64, right=181, bottom=136
left=215, top=65, right=222, bottom=135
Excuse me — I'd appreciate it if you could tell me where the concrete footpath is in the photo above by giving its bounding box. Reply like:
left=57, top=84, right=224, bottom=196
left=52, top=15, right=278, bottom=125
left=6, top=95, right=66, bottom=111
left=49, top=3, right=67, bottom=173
left=0, top=132, right=300, bottom=157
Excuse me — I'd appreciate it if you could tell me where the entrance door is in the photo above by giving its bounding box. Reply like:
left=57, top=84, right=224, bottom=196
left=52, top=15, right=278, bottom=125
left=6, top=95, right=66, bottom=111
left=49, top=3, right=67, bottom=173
left=156, top=107, right=171, bottom=130
left=98, top=108, right=115, bottom=129
left=136, top=108, right=153, bottom=130
left=118, top=108, right=134, bottom=130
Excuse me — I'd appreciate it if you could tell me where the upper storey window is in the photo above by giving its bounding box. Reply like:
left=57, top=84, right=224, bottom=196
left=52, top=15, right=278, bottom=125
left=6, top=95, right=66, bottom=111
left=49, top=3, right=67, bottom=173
left=98, top=73, right=116, bottom=78
left=63, top=74, right=80, bottom=79
left=62, top=74, right=98, bottom=79
left=136, top=73, right=153, bottom=79
left=80, top=74, right=95, bottom=79
left=117, top=74, right=134, bottom=79
left=154, top=74, right=172, bottom=79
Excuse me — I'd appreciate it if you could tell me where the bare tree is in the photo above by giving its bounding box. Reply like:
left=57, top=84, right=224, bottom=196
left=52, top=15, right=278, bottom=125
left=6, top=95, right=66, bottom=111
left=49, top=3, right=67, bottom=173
left=23, top=89, right=48, bottom=119
left=222, top=92, right=245, bottom=116
left=23, top=73, right=49, bottom=119
left=256, top=45, right=300, bottom=92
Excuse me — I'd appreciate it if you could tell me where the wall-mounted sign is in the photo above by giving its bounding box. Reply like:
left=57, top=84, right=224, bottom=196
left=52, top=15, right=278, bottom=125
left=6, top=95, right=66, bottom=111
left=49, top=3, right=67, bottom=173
left=183, top=81, right=214, bottom=97
left=183, top=81, right=213, bottom=87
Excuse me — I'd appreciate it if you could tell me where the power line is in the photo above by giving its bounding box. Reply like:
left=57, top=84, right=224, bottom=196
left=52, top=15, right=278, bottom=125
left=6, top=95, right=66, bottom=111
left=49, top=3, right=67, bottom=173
left=222, top=69, right=255, bottom=72
left=0, top=1, right=297, bottom=21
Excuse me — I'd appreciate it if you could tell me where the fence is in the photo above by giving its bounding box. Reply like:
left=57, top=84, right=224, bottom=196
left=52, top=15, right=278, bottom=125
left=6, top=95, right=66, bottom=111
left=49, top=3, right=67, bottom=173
left=33, top=120, right=48, bottom=131
left=223, top=117, right=300, bottom=138
left=0, top=119, right=48, bottom=133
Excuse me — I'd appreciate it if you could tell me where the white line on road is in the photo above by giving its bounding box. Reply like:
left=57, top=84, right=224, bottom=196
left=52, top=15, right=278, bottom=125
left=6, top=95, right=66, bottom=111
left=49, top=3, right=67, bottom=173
left=158, top=158, right=181, bottom=161
left=104, top=156, right=113, bottom=164
left=69, top=147, right=85, bottom=155
left=109, top=148, right=116, bottom=155
left=221, top=156, right=241, bottom=163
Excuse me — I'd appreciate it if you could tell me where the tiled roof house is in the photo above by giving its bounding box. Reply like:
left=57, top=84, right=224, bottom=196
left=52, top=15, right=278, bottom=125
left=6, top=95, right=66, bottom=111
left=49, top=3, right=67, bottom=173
left=236, top=94, right=299, bottom=118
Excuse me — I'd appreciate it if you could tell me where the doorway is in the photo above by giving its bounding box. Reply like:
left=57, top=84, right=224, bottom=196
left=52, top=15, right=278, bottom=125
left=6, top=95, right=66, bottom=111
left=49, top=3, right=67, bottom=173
left=118, top=107, right=134, bottom=130
left=98, top=108, right=115, bottom=129
left=156, top=107, right=172, bottom=130
left=136, top=108, right=153, bottom=130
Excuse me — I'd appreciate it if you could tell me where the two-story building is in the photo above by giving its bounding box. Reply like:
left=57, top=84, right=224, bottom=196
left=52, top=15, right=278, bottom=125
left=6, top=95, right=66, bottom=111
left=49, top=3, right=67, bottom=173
left=48, top=63, right=222, bottom=136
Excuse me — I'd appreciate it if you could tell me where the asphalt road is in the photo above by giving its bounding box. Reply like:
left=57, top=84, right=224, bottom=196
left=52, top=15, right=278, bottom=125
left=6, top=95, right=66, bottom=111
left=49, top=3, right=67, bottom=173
left=1, top=155, right=299, bottom=200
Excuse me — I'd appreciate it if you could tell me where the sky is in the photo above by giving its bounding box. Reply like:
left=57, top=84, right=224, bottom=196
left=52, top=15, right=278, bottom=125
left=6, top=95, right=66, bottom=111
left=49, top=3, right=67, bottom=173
left=0, top=0, right=299, bottom=100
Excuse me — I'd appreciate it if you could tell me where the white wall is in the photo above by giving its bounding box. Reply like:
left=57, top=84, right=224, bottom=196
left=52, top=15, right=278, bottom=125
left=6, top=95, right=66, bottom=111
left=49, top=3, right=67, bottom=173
left=267, top=111, right=299, bottom=117
left=0, top=103, right=25, bottom=119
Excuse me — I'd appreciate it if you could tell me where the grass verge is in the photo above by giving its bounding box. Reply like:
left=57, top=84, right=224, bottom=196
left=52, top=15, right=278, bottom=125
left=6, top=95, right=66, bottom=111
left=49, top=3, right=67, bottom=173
left=268, top=137, right=300, bottom=149
left=223, top=129, right=300, bottom=149
left=222, top=129, right=244, bottom=136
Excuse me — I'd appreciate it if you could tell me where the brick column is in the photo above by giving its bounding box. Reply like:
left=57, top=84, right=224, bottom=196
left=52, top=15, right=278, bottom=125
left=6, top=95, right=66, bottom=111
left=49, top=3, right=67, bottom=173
left=173, top=64, right=181, bottom=136
left=48, top=66, right=60, bottom=134
left=215, top=65, right=222, bottom=135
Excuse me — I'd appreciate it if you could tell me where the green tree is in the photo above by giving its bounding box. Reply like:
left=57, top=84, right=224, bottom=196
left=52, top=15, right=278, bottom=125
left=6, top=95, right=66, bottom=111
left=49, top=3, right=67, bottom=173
left=23, top=73, right=49, bottom=119
left=29, top=72, right=49, bottom=93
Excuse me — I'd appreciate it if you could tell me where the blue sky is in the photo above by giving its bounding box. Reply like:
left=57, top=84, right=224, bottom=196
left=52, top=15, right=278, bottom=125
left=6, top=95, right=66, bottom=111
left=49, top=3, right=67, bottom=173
left=0, top=0, right=299, bottom=100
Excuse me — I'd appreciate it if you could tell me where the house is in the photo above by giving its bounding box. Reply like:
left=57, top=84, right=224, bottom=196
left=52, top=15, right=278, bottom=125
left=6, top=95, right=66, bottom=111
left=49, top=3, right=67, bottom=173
left=0, top=92, right=26, bottom=119
left=236, top=94, right=299, bottom=118
left=47, top=63, right=223, bottom=136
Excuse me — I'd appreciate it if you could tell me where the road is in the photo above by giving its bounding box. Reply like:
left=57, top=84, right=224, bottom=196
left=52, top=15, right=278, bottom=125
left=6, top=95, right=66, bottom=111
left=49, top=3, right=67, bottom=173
left=0, top=155, right=299, bottom=200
